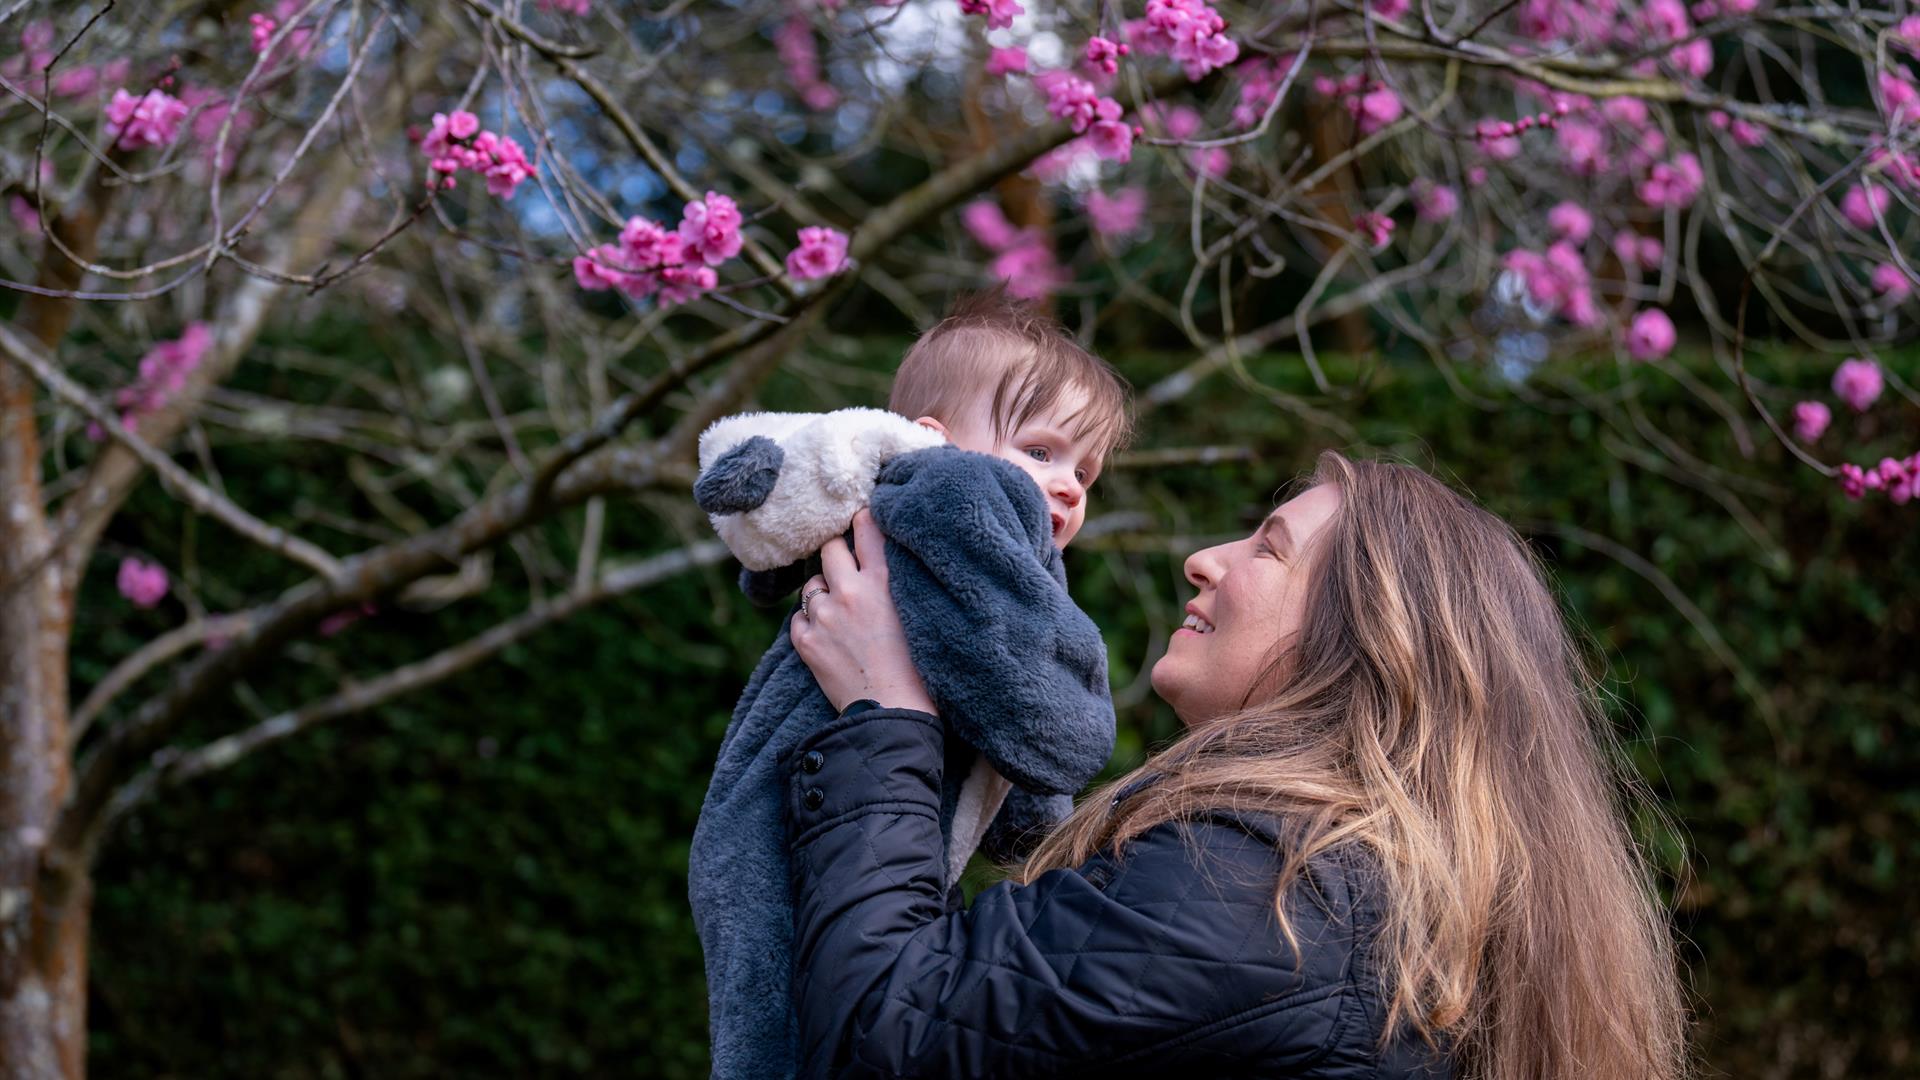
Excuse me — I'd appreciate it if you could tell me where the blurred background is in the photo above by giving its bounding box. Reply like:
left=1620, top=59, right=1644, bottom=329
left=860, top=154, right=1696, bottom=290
left=1, top=0, right=1914, bottom=1077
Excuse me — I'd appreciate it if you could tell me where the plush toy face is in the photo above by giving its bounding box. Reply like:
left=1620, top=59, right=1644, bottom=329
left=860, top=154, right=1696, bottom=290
left=694, top=407, right=946, bottom=571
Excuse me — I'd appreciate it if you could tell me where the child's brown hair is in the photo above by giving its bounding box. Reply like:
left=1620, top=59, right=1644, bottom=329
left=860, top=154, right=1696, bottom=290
left=890, top=289, right=1133, bottom=464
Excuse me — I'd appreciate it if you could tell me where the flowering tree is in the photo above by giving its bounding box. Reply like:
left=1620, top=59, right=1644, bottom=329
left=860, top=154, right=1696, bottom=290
left=0, top=0, right=1916, bottom=1073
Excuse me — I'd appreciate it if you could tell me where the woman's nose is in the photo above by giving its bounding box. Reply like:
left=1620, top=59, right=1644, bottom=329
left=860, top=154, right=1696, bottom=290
left=1184, top=542, right=1228, bottom=591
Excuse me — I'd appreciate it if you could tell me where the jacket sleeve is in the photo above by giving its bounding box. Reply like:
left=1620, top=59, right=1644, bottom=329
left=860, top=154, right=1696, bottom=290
left=786, top=708, right=1361, bottom=1080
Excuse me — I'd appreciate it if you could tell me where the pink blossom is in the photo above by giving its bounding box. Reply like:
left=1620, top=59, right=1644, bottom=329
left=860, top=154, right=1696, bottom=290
left=1557, top=118, right=1609, bottom=174
left=117, top=558, right=170, bottom=609
left=250, top=13, right=279, bottom=53
left=1188, top=146, right=1231, bottom=177
left=51, top=66, right=101, bottom=98
left=1832, top=357, right=1883, bottom=411
left=1411, top=180, right=1459, bottom=222
left=1880, top=72, right=1920, bottom=127
left=1136, top=0, right=1239, bottom=80
left=1142, top=102, right=1203, bottom=140
left=1601, top=97, right=1650, bottom=127
left=1089, top=118, right=1134, bottom=162
left=1371, top=0, right=1411, bottom=17
left=105, top=88, right=189, bottom=150
left=1505, top=242, right=1599, bottom=325
left=1044, top=75, right=1118, bottom=133
left=620, top=216, right=675, bottom=269
left=1838, top=462, right=1870, bottom=500
left=776, top=18, right=839, bottom=111
left=1638, top=153, right=1704, bottom=209
left=1728, top=117, right=1765, bottom=147
left=1884, top=454, right=1920, bottom=504
left=985, top=46, right=1030, bottom=76
left=8, top=195, right=40, bottom=236
left=786, top=226, right=849, bottom=280
left=959, top=0, right=1024, bottom=30
left=678, top=191, right=745, bottom=266
left=962, top=200, right=1022, bottom=251
left=1233, top=55, right=1296, bottom=128
left=1791, top=400, right=1831, bottom=442
left=1548, top=201, right=1593, bottom=243
left=1625, top=308, right=1677, bottom=360
left=105, top=324, right=213, bottom=431
left=992, top=238, right=1065, bottom=299
left=1085, top=37, right=1129, bottom=75
left=1897, top=16, right=1920, bottom=51
left=573, top=244, right=641, bottom=293
left=1868, top=147, right=1920, bottom=191
left=1840, top=183, right=1890, bottom=229
left=1644, top=0, right=1691, bottom=40
left=1476, top=118, right=1522, bottom=160
left=536, top=0, right=591, bottom=13
left=1611, top=231, right=1664, bottom=269
left=1354, top=211, right=1394, bottom=250
left=1872, top=261, right=1914, bottom=301
left=1349, top=85, right=1403, bottom=135
left=1086, top=186, right=1148, bottom=239
left=658, top=262, right=718, bottom=306
left=1668, top=39, right=1713, bottom=79
left=473, top=131, right=534, bottom=198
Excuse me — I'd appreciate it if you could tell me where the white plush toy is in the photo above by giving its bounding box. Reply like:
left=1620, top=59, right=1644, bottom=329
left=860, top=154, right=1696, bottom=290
left=693, top=407, right=947, bottom=571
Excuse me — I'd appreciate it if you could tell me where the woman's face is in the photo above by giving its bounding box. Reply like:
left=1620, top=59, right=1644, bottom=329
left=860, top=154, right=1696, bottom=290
left=1151, top=483, right=1343, bottom=726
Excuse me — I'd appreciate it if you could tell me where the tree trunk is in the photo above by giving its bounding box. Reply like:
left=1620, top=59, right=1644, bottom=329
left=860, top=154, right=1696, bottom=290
left=0, top=171, right=101, bottom=1080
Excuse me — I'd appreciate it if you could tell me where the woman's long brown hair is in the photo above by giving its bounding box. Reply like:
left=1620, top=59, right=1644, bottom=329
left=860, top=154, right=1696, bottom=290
left=1020, top=452, right=1688, bottom=1079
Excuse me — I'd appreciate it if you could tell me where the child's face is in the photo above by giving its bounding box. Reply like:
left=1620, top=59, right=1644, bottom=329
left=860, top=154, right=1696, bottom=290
left=916, top=385, right=1104, bottom=549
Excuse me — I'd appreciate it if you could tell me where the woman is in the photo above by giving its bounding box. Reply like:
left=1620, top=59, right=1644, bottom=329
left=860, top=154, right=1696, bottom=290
left=786, top=452, right=1688, bottom=1079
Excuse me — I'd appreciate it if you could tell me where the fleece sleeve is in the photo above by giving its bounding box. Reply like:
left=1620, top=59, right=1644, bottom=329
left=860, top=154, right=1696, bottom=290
left=868, top=446, right=1116, bottom=796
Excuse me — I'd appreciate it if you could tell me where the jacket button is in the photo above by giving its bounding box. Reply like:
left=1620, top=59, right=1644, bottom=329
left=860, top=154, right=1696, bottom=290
left=802, top=787, right=825, bottom=811
left=801, top=751, right=825, bottom=774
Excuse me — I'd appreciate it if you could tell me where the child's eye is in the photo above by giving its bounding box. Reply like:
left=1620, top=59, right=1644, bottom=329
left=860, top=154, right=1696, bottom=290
left=1074, top=468, right=1089, bottom=484
left=1026, top=447, right=1050, bottom=462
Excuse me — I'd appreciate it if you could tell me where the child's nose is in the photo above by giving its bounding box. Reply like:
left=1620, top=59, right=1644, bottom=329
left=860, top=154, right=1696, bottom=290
left=1049, top=473, right=1082, bottom=507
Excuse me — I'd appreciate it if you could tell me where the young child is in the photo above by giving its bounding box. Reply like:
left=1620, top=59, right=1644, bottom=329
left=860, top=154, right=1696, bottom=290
left=687, top=292, right=1131, bottom=1080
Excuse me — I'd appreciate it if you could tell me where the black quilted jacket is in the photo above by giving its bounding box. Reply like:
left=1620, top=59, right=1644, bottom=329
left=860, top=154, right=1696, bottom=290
left=784, top=706, right=1453, bottom=1079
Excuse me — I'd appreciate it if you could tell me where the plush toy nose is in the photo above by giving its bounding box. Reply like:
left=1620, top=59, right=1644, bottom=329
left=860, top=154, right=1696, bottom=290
left=694, top=436, right=784, bottom=515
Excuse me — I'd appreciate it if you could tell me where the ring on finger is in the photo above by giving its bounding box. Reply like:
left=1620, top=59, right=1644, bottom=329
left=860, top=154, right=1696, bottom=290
left=800, top=585, right=829, bottom=619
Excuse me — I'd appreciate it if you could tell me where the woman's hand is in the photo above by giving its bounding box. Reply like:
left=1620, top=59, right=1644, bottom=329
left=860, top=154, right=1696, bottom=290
left=790, top=509, right=937, bottom=715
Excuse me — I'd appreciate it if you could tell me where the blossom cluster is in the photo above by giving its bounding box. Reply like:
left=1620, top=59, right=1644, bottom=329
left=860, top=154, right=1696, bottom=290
left=575, top=191, right=847, bottom=307
left=1038, top=74, right=1133, bottom=163
left=1838, top=454, right=1920, bottom=503
left=1313, top=72, right=1404, bottom=136
left=419, top=110, right=535, bottom=198
left=1129, top=0, right=1238, bottom=81
left=92, top=324, right=215, bottom=438
left=962, top=201, right=1063, bottom=300
left=106, top=89, right=190, bottom=150
left=776, top=17, right=838, bottom=111
left=2, top=20, right=130, bottom=98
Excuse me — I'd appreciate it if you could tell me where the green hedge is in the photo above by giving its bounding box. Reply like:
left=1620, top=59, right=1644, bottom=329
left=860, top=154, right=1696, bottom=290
left=83, top=342, right=1917, bottom=1077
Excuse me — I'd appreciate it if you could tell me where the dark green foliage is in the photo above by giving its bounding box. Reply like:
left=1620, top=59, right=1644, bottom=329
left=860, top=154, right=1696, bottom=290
left=85, top=344, right=1917, bottom=1077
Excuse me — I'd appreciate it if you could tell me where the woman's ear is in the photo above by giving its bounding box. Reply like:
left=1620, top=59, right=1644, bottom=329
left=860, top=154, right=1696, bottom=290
left=913, top=415, right=950, bottom=441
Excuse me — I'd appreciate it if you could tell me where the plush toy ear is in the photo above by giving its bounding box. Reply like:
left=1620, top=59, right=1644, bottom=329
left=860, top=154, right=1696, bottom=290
left=694, top=436, right=784, bottom=515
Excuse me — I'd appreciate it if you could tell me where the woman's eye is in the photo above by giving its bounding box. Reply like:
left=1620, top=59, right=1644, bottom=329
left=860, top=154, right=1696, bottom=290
left=1026, top=447, right=1049, bottom=462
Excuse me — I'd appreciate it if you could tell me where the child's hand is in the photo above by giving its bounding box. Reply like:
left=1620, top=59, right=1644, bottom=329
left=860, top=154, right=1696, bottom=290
left=790, top=509, right=936, bottom=716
